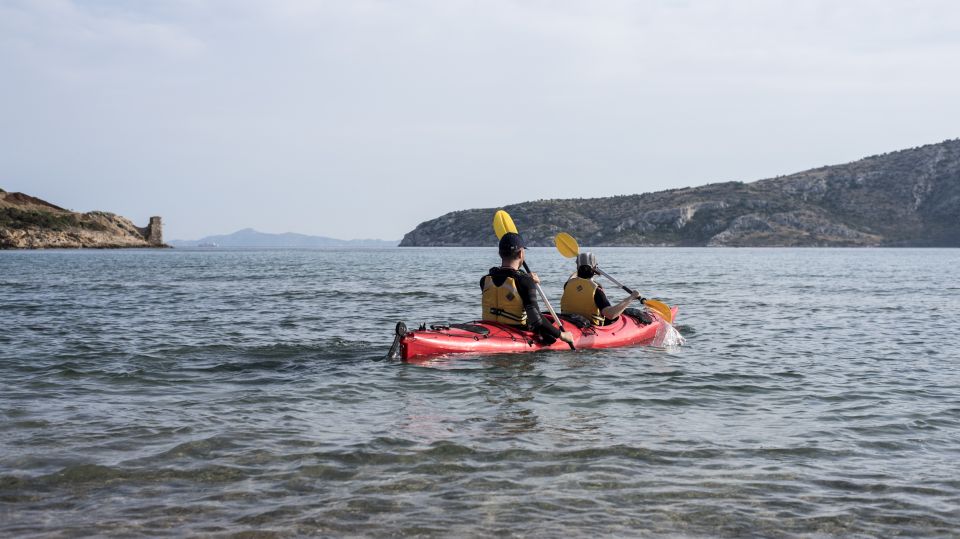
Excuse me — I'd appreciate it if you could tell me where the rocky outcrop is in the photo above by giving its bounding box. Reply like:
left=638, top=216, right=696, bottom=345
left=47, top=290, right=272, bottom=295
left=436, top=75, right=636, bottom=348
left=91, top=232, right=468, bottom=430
left=400, top=139, right=960, bottom=247
left=0, top=190, right=166, bottom=249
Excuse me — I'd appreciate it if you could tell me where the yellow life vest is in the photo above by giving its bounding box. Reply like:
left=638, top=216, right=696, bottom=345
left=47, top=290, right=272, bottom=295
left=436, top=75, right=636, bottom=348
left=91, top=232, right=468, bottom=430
left=561, top=276, right=604, bottom=326
left=481, top=275, right=528, bottom=326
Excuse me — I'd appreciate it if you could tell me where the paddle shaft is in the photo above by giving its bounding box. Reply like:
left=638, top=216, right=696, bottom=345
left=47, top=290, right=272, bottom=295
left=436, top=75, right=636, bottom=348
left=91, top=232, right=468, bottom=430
left=594, top=266, right=674, bottom=322
left=522, top=261, right=574, bottom=350
left=594, top=267, right=635, bottom=295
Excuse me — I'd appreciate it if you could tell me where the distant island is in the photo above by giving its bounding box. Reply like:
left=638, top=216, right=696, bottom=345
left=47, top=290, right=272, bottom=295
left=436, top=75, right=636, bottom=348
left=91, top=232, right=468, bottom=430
left=401, top=138, right=960, bottom=247
left=169, top=228, right=398, bottom=248
left=0, top=189, right=165, bottom=249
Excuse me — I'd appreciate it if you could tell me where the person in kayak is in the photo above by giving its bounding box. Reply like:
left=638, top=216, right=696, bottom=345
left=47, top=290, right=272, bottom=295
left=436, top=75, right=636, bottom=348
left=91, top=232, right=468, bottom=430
left=560, top=252, right=641, bottom=326
left=481, top=232, right=575, bottom=346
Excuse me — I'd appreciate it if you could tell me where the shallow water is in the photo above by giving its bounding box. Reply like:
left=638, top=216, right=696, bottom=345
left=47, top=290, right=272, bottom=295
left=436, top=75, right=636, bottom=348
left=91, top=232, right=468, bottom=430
left=2, top=247, right=959, bottom=537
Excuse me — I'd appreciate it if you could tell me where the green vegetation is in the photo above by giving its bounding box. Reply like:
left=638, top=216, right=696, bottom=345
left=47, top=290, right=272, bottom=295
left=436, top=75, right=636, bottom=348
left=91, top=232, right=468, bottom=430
left=0, top=207, right=107, bottom=232
left=400, top=138, right=960, bottom=247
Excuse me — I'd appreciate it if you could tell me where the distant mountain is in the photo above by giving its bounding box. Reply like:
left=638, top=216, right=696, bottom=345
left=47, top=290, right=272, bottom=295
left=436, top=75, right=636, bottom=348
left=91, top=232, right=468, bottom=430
left=169, top=228, right=398, bottom=248
left=0, top=189, right=165, bottom=249
left=400, top=138, right=960, bottom=247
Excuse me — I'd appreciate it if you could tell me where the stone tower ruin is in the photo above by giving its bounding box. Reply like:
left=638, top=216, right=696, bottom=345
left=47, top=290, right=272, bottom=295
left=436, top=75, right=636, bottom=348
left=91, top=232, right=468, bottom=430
left=145, top=216, right=163, bottom=246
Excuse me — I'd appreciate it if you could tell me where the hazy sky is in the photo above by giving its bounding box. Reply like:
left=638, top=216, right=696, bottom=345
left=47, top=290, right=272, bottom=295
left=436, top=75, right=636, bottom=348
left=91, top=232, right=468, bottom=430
left=2, top=0, right=959, bottom=240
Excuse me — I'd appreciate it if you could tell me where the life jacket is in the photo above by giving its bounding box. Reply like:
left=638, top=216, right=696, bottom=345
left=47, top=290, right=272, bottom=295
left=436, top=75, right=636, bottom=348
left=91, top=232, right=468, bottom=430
left=481, top=274, right=528, bottom=326
left=561, top=276, right=604, bottom=326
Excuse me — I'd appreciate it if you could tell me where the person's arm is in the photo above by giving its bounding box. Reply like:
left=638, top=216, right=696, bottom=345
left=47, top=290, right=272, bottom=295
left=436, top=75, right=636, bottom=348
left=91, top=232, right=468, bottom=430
left=518, top=274, right=559, bottom=337
left=601, top=288, right=641, bottom=320
left=524, top=305, right=561, bottom=339
left=518, top=273, right=574, bottom=342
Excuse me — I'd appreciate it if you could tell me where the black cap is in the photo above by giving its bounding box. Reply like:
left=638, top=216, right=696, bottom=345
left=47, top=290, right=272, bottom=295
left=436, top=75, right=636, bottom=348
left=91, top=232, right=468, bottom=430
left=498, top=232, right=525, bottom=257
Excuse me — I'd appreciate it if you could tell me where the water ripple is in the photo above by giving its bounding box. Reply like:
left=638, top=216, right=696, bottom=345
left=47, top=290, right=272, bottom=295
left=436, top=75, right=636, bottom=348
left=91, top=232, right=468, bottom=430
left=1, top=248, right=958, bottom=537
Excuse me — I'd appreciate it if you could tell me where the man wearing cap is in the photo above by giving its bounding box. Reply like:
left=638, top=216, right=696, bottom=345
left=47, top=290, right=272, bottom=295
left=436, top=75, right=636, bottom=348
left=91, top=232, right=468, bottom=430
left=560, top=252, right=641, bottom=326
left=480, top=232, right=575, bottom=345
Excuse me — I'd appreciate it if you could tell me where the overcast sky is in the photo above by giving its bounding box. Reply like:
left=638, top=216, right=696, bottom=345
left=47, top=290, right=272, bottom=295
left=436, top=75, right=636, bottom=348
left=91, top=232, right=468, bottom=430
left=2, top=0, right=959, bottom=240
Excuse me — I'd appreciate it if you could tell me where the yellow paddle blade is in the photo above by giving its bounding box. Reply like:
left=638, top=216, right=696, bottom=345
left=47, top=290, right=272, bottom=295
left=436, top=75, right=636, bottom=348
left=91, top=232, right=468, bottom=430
left=554, top=232, right=579, bottom=259
left=644, top=298, right=673, bottom=323
left=492, top=210, right=518, bottom=239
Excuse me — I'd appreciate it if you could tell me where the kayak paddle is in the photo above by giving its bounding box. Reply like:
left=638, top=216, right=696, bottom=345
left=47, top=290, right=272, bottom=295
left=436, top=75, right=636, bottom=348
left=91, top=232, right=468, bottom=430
left=493, top=210, right=574, bottom=349
left=553, top=232, right=674, bottom=323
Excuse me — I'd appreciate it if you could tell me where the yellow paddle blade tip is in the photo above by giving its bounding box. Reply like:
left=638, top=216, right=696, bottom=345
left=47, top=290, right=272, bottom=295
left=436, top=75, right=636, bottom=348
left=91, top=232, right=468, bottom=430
left=644, top=299, right=673, bottom=323
left=554, top=232, right=579, bottom=258
left=493, top=210, right=518, bottom=239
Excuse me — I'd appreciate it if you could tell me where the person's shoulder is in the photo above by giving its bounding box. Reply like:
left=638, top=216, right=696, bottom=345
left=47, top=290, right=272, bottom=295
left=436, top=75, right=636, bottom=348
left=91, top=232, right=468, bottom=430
left=513, top=270, right=535, bottom=286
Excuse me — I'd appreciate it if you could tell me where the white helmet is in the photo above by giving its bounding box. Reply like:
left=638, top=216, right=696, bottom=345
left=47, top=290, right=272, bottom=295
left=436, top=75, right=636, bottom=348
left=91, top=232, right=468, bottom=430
left=576, top=252, right=597, bottom=268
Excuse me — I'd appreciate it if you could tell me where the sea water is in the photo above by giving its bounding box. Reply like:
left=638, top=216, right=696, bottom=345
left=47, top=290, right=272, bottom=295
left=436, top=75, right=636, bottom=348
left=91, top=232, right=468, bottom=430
left=1, top=247, right=958, bottom=537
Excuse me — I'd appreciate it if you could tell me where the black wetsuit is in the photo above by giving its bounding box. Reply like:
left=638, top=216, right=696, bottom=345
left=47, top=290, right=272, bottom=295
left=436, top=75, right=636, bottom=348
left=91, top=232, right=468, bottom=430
left=480, top=267, right=562, bottom=342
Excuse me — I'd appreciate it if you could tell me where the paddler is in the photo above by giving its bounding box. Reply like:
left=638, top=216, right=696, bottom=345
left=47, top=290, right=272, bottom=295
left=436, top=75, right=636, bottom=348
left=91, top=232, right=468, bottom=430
left=481, top=232, right=575, bottom=346
left=560, top=252, right=641, bottom=326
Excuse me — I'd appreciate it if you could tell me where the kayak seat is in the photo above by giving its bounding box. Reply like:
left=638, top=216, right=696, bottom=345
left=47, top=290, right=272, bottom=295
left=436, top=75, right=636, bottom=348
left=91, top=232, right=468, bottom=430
left=559, top=313, right=593, bottom=329
left=450, top=323, right=491, bottom=335
left=624, top=308, right=653, bottom=325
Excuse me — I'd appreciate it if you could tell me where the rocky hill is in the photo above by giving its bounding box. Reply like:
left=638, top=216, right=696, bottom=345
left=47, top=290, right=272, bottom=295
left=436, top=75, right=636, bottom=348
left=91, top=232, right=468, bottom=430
left=0, top=189, right=165, bottom=249
left=400, top=139, right=960, bottom=247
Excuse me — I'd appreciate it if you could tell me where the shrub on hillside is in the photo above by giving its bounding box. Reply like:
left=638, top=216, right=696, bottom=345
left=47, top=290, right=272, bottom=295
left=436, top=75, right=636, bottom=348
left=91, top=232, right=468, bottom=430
left=0, top=208, right=107, bottom=232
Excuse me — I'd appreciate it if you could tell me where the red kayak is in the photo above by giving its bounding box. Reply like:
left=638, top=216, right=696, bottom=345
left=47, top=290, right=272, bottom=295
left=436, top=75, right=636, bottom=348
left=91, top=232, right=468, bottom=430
left=388, top=307, right=679, bottom=362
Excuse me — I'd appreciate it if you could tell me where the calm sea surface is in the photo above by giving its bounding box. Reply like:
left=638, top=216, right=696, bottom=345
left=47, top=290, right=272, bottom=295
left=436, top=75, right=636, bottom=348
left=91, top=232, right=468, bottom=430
left=1, top=247, right=959, bottom=537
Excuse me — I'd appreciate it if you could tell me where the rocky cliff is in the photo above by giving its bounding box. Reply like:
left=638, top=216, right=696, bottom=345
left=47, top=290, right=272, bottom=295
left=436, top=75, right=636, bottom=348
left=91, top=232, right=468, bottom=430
left=0, top=190, right=166, bottom=249
left=400, top=139, right=960, bottom=247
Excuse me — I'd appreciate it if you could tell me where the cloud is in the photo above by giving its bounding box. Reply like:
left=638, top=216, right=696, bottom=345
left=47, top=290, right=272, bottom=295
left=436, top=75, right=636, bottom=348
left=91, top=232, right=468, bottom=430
left=3, top=0, right=204, bottom=54
left=1, top=0, right=959, bottom=239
